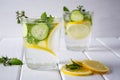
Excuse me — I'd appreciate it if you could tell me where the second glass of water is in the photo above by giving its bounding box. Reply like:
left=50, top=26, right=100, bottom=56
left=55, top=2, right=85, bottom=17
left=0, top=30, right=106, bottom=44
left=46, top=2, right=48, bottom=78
left=63, top=6, right=93, bottom=51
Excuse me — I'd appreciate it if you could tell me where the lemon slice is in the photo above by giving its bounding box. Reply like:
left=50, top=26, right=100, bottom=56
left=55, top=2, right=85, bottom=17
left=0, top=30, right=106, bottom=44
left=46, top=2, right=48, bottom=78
left=61, top=65, right=93, bottom=76
left=24, top=42, right=55, bottom=56
left=66, top=22, right=90, bottom=39
left=37, top=40, right=47, bottom=48
left=82, top=60, right=110, bottom=73
left=46, top=23, right=59, bottom=49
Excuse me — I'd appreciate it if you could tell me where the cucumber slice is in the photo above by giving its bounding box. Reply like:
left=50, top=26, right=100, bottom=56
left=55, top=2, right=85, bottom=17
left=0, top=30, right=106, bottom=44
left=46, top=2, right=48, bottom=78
left=31, top=23, right=49, bottom=40
left=70, top=10, right=84, bottom=22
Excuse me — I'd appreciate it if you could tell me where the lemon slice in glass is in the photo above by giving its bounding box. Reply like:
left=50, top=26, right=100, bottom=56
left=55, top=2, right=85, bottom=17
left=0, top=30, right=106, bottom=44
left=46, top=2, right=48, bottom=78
left=61, top=65, right=93, bottom=76
left=37, top=40, right=47, bottom=48
left=82, top=60, right=110, bottom=73
left=66, top=22, right=91, bottom=40
left=46, top=23, right=59, bottom=50
left=24, top=42, right=55, bottom=56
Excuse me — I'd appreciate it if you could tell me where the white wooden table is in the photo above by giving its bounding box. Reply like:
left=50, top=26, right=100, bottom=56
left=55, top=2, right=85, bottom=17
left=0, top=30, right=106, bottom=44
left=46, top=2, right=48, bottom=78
left=0, top=37, right=120, bottom=80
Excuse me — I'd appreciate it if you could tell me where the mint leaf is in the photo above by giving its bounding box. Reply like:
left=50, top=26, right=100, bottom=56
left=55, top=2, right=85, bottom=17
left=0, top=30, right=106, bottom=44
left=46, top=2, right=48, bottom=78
left=66, top=64, right=80, bottom=70
left=47, top=15, right=54, bottom=29
left=41, top=12, right=47, bottom=20
left=66, top=59, right=82, bottom=71
left=27, top=36, right=33, bottom=44
left=63, top=6, right=69, bottom=12
left=48, top=15, right=54, bottom=23
left=16, top=11, right=28, bottom=24
left=0, top=56, right=8, bottom=63
left=34, top=39, right=40, bottom=44
left=8, top=58, right=23, bottom=65
left=0, top=56, right=23, bottom=66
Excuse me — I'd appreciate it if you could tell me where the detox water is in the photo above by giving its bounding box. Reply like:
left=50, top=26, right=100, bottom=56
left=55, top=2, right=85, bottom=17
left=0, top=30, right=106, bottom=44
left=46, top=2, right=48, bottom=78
left=63, top=6, right=93, bottom=51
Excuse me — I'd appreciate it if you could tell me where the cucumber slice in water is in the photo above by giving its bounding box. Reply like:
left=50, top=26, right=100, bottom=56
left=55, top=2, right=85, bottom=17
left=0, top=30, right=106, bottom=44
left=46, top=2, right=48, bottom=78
left=31, top=23, right=49, bottom=40
left=70, top=10, right=84, bottom=22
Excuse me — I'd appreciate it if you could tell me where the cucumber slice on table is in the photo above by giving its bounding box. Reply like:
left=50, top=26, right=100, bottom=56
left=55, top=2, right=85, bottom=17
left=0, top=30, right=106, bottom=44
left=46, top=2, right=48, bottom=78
left=31, top=23, right=49, bottom=40
left=70, top=10, right=84, bottom=22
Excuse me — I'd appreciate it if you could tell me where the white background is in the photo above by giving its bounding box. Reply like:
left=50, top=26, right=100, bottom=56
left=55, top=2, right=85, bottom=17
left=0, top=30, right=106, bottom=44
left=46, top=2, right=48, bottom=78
left=0, top=0, right=120, bottom=38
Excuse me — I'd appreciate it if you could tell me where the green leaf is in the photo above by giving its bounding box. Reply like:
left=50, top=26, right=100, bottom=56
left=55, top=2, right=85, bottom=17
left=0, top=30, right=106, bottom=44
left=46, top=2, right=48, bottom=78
left=0, top=56, right=23, bottom=66
left=65, top=59, right=82, bottom=70
left=63, top=6, right=69, bottom=12
left=41, top=12, right=47, bottom=20
left=48, top=15, right=54, bottom=23
left=16, top=11, right=28, bottom=24
left=21, top=11, right=25, bottom=16
left=66, top=64, right=80, bottom=70
left=34, top=39, right=40, bottom=44
left=0, top=56, right=8, bottom=63
left=8, top=58, right=23, bottom=65
left=47, top=15, right=54, bottom=29
left=27, top=36, right=33, bottom=44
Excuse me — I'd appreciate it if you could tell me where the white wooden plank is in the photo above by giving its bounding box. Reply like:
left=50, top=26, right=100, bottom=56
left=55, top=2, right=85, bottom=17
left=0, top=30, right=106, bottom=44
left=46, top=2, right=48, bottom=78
left=57, top=37, right=87, bottom=63
left=97, top=38, right=120, bottom=58
left=85, top=39, right=120, bottom=80
left=58, top=50, right=88, bottom=64
left=0, top=38, right=23, bottom=80
left=20, top=64, right=62, bottom=80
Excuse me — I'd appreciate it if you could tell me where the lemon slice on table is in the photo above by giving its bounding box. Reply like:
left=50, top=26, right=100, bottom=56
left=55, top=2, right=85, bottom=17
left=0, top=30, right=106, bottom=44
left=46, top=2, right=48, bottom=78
left=66, top=22, right=91, bottom=40
left=61, top=65, right=93, bottom=76
left=82, top=60, right=110, bottom=73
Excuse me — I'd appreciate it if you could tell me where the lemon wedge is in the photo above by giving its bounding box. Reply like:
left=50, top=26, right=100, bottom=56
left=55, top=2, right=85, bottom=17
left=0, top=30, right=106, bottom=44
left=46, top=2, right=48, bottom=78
left=82, top=60, right=110, bottom=73
left=24, top=42, right=55, bottom=56
left=61, top=65, right=93, bottom=76
left=37, top=40, right=47, bottom=48
left=46, top=23, right=59, bottom=49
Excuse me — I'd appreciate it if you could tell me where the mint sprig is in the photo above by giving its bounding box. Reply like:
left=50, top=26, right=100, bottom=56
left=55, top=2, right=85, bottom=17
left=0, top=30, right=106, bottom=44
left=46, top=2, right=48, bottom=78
left=63, top=6, right=70, bottom=12
left=66, top=59, right=82, bottom=71
left=41, top=12, right=54, bottom=29
left=16, top=11, right=28, bottom=24
left=0, top=56, right=23, bottom=66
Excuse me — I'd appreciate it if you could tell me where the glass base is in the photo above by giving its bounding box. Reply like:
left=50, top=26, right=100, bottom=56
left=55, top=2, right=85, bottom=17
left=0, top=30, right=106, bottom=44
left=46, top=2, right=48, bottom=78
left=26, top=63, right=58, bottom=70
left=66, top=46, right=88, bottom=51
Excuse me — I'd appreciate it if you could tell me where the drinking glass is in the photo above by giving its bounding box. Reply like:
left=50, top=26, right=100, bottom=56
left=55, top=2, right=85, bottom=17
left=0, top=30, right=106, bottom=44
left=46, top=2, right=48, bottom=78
left=63, top=12, right=93, bottom=51
left=21, top=18, right=60, bottom=70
